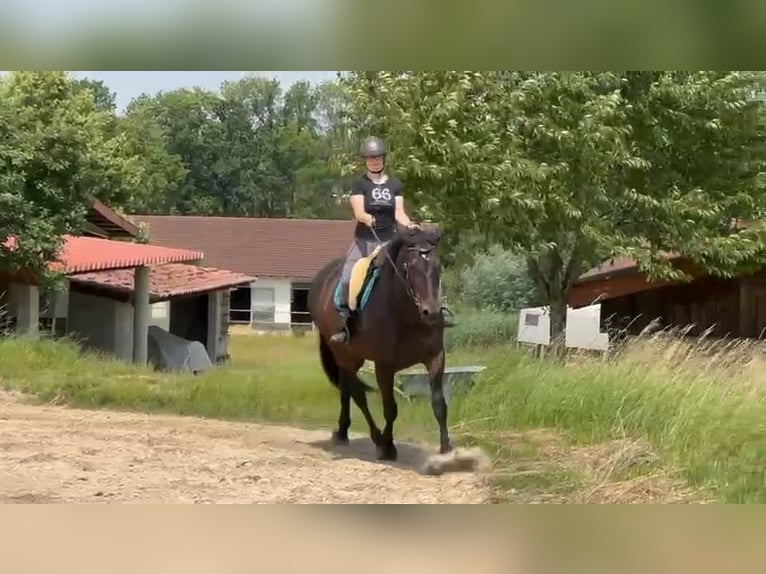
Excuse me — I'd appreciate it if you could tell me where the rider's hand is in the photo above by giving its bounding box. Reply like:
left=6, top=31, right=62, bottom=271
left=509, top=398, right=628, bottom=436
left=366, top=214, right=376, bottom=228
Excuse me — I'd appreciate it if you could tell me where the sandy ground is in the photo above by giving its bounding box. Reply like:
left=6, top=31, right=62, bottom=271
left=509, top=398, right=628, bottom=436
left=0, top=390, right=492, bottom=504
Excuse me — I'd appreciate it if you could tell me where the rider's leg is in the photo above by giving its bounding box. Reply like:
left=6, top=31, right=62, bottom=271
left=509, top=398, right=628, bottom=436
left=330, top=240, right=365, bottom=343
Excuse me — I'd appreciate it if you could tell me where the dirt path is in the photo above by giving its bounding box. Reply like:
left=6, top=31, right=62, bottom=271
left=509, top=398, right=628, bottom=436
left=0, top=390, right=492, bottom=503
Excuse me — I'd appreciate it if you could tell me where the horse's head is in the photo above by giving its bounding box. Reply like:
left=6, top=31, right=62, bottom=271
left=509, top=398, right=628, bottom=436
left=391, top=224, right=443, bottom=323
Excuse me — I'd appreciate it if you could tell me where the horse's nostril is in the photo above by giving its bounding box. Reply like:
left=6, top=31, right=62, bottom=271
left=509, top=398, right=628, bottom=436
left=422, top=308, right=430, bottom=315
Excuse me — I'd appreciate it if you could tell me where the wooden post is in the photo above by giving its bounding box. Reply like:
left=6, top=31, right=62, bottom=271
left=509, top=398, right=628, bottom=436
left=133, top=266, right=150, bottom=364
left=739, top=278, right=755, bottom=339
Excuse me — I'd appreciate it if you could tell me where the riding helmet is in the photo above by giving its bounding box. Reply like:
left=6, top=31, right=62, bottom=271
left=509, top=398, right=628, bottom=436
left=360, top=136, right=386, bottom=157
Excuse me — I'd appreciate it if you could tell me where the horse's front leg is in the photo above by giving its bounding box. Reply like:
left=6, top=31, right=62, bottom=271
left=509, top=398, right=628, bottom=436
left=425, top=348, right=452, bottom=454
left=374, top=362, right=398, bottom=461
left=332, top=379, right=351, bottom=445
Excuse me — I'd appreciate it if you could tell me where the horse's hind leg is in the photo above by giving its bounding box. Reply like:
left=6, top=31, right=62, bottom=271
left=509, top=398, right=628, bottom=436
left=342, top=369, right=383, bottom=449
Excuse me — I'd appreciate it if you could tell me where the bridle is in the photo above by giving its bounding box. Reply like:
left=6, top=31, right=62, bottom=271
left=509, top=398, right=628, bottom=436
left=370, top=226, right=438, bottom=311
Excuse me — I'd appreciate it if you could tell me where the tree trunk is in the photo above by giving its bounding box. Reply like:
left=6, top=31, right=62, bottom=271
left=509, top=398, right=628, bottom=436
left=548, top=296, right=568, bottom=359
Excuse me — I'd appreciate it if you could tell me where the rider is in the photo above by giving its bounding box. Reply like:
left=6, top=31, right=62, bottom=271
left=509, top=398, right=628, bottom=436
left=330, top=136, right=453, bottom=344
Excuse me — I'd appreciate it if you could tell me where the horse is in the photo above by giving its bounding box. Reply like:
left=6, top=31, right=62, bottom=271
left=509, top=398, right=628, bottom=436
left=307, top=224, right=450, bottom=462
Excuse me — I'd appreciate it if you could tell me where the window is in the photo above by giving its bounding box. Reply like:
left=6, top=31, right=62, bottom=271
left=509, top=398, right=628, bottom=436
left=252, top=287, right=275, bottom=324
left=524, top=312, right=540, bottom=327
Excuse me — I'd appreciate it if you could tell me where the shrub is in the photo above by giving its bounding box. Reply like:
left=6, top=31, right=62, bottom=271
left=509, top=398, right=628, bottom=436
left=459, top=245, right=539, bottom=312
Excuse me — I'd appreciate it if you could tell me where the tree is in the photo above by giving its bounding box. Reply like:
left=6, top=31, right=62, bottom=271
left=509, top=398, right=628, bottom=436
left=109, top=102, right=188, bottom=213
left=126, top=88, right=229, bottom=214
left=0, top=71, right=105, bottom=284
left=70, top=77, right=117, bottom=113
left=343, top=71, right=766, bottom=351
left=126, top=75, right=354, bottom=219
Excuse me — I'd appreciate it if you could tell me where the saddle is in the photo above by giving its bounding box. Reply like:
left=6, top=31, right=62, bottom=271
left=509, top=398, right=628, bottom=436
left=334, top=243, right=389, bottom=313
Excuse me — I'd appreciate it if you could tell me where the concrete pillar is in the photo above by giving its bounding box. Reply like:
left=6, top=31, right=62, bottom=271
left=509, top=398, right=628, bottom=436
left=133, top=266, right=150, bottom=364
left=11, top=283, right=39, bottom=338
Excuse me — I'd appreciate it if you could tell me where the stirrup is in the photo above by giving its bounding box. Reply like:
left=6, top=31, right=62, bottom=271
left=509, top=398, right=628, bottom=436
left=330, top=325, right=350, bottom=343
left=330, top=306, right=351, bottom=342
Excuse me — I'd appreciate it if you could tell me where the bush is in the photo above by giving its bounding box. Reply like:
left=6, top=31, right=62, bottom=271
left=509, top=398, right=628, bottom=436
left=459, top=245, right=538, bottom=312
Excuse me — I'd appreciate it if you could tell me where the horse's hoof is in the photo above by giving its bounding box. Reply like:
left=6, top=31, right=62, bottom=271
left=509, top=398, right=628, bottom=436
left=439, top=443, right=453, bottom=455
left=331, top=431, right=349, bottom=446
left=376, top=443, right=398, bottom=461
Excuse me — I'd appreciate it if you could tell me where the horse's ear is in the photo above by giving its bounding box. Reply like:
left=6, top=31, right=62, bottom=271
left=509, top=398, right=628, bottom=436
left=424, top=223, right=442, bottom=244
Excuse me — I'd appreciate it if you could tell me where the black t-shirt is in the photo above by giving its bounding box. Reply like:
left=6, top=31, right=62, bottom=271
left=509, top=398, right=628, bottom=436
left=351, top=173, right=402, bottom=241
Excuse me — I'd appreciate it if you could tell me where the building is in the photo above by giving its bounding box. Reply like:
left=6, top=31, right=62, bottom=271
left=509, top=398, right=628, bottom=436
left=568, top=254, right=766, bottom=341
left=1, top=200, right=255, bottom=366
left=130, top=215, right=356, bottom=332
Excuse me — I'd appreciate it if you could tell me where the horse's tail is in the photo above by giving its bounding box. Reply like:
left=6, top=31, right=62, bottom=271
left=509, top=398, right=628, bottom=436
left=318, top=335, right=341, bottom=388
left=318, top=335, right=376, bottom=393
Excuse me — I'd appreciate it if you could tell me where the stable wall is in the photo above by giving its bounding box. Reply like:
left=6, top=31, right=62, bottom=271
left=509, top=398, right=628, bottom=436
left=66, top=290, right=133, bottom=361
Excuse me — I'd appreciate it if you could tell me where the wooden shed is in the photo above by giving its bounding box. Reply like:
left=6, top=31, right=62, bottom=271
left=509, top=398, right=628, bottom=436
left=568, top=255, right=766, bottom=340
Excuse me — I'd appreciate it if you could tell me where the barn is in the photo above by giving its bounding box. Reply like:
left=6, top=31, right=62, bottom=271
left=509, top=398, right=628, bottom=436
left=130, top=215, right=356, bottom=332
left=568, top=254, right=766, bottom=340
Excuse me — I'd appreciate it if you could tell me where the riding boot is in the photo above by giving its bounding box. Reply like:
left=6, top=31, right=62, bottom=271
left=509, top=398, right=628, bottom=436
left=330, top=283, right=352, bottom=343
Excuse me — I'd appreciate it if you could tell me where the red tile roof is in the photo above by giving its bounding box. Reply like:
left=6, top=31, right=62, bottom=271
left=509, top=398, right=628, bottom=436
left=69, top=263, right=255, bottom=303
left=130, top=215, right=357, bottom=281
left=51, top=235, right=204, bottom=274
left=3, top=235, right=204, bottom=275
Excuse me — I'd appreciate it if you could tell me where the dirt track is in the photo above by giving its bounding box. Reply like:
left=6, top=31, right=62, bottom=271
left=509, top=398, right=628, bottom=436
left=0, top=390, right=492, bottom=503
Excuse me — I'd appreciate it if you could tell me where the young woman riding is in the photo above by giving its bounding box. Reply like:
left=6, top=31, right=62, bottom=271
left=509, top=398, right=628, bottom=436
left=330, top=136, right=452, bottom=343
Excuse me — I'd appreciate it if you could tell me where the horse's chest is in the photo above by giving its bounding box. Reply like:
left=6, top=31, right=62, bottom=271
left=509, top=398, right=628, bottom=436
left=391, top=329, right=442, bottom=367
left=352, top=326, right=437, bottom=366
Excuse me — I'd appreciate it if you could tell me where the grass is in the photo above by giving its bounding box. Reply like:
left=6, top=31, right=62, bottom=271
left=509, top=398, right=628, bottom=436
left=443, top=304, right=519, bottom=349
left=0, top=323, right=764, bottom=503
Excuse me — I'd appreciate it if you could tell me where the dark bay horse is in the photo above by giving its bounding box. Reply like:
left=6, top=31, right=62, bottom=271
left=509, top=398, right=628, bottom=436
left=307, top=225, right=450, bottom=461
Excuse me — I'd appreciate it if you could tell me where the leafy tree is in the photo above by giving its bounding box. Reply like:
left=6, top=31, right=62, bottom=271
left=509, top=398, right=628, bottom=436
left=70, top=77, right=117, bottom=113
left=0, top=71, right=103, bottom=283
left=126, top=88, right=228, bottom=214
left=343, top=71, right=766, bottom=350
left=125, top=75, right=355, bottom=219
left=110, top=103, right=188, bottom=213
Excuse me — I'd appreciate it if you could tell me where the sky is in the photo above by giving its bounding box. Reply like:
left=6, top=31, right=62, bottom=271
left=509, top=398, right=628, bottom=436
left=70, top=71, right=340, bottom=112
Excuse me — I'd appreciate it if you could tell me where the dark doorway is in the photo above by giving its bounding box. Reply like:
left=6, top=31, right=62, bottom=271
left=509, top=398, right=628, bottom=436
left=169, top=294, right=209, bottom=348
left=291, top=283, right=312, bottom=331
left=229, top=286, right=251, bottom=324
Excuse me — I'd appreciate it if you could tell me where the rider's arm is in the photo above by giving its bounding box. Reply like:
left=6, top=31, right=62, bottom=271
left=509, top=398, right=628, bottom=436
left=351, top=186, right=374, bottom=227
left=395, top=196, right=415, bottom=228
